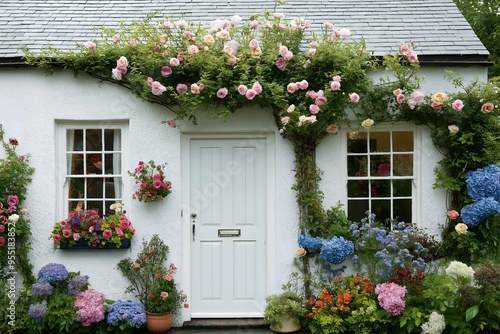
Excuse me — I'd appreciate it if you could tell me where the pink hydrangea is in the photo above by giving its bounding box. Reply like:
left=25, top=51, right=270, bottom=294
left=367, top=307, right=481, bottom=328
left=74, top=289, right=105, bottom=326
left=375, top=282, right=407, bottom=316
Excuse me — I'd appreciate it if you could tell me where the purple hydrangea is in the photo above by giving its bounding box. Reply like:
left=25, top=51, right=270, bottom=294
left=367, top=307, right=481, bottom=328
left=38, top=263, right=68, bottom=283
left=107, top=300, right=146, bottom=326
left=461, top=197, right=500, bottom=227
left=298, top=234, right=323, bottom=252
left=31, top=282, right=53, bottom=296
left=319, top=236, right=354, bottom=264
left=68, top=275, right=89, bottom=295
left=28, top=300, right=48, bottom=322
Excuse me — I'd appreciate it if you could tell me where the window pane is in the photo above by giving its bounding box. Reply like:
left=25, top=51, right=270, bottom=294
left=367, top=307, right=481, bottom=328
left=68, top=153, right=84, bottom=175
left=103, top=153, right=121, bottom=175
left=371, top=200, right=391, bottom=227
left=104, top=129, right=119, bottom=151
left=393, top=180, right=412, bottom=197
left=348, top=180, right=369, bottom=197
left=370, top=155, right=390, bottom=177
left=372, top=180, right=390, bottom=197
left=86, top=154, right=103, bottom=175
left=347, top=132, right=368, bottom=153
left=68, top=200, right=83, bottom=213
left=348, top=156, right=368, bottom=177
left=393, top=154, right=413, bottom=176
left=369, top=132, right=390, bottom=152
left=348, top=200, right=369, bottom=223
left=68, top=130, right=83, bottom=151
left=393, top=132, right=413, bottom=152
left=87, top=178, right=104, bottom=199
left=394, top=199, right=412, bottom=224
left=68, top=178, right=84, bottom=199
left=86, top=129, right=102, bottom=151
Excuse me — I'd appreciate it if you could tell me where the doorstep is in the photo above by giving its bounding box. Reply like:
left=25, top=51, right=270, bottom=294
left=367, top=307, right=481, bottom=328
left=182, top=318, right=268, bottom=329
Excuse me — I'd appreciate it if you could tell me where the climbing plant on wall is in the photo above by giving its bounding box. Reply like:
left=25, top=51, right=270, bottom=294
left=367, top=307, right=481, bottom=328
left=23, top=11, right=500, bottom=273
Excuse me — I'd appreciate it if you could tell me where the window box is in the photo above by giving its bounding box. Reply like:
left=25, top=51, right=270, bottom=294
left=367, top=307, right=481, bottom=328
left=59, top=238, right=131, bottom=249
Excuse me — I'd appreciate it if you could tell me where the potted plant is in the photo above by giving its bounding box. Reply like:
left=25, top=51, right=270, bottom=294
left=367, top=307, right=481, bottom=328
left=50, top=203, right=135, bottom=249
left=117, top=235, right=188, bottom=334
left=264, top=291, right=307, bottom=333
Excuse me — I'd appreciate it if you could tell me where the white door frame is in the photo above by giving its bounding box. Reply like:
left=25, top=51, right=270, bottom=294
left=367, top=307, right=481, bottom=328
left=180, top=132, right=276, bottom=321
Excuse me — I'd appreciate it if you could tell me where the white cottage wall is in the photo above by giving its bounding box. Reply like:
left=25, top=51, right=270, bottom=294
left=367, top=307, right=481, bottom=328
left=0, top=62, right=488, bottom=322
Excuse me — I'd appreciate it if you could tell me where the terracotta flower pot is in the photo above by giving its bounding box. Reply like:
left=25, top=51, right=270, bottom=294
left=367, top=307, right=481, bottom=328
left=146, top=312, right=172, bottom=334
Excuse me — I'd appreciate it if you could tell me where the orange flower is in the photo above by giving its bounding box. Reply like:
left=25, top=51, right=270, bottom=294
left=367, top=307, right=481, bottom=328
left=307, top=298, right=314, bottom=306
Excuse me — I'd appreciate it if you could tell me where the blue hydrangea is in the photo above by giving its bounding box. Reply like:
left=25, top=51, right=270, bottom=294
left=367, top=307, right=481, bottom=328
left=298, top=234, right=323, bottom=252
left=38, top=263, right=68, bottom=283
left=461, top=197, right=500, bottom=227
left=107, top=300, right=146, bottom=326
left=28, top=300, right=48, bottom=322
left=319, top=236, right=354, bottom=264
left=68, top=275, right=89, bottom=295
left=465, top=164, right=500, bottom=202
left=31, top=282, right=53, bottom=296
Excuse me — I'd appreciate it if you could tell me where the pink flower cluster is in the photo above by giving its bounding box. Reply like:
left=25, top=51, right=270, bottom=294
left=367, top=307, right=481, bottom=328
left=305, top=90, right=328, bottom=115
left=275, top=44, right=293, bottom=70
left=375, top=282, right=407, bottom=316
left=111, top=56, right=128, bottom=80
left=236, top=81, right=263, bottom=100
left=74, top=289, right=105, bottom=326
left=399, top=41, right=418, bottom=63
left=5, top=195, right=18, bottom=213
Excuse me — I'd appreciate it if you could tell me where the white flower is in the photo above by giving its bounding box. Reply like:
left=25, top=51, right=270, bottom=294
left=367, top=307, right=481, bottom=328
left=110, top=203, right=124, bottom=214
left=273, top=12, right=285, bottom=19
left=445, top=261, right=474, bottom=280
left=361, top=118, right=374, bottom=129
left=287, top=104, right=296, bottom=113
left=421, top=312, right=446, bottom=334
left=9, top=214, right=19, bottom=222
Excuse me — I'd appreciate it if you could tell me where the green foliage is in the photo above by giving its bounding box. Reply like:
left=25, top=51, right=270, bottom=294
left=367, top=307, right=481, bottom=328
left=263, top=291, right=307, bottom=329
left=0, top=125, right=35, bottom=284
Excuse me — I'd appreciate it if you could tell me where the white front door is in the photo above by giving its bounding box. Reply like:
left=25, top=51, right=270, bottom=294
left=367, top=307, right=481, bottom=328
left=189, top=137, right=268, bottom=317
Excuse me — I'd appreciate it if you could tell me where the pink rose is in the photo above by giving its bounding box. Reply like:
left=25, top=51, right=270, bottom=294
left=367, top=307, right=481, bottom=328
left=120, top=220, right=130, bottom=230
left=279, top=45, right=289, bottom=57
left=309, top=104, right=320, bottom=114
left=0, top=225, right=4, bottom=233
left=151, top=81, right=167, bottom=95
left=63, top=229, right=72, bottom=238
left=164, top=274, right=173, bottom=281
left=102, top=229, right=112, bottom=239
left=73, top=233, right=80, bottom=241
left=308, top=48, right=316, bottom=55
left=275, top=57, right=287, bottom=70
left=252, top=82, right=262, bottom=94
left=448, top=125, right=459, bottom=135
left=250, top=19, right=258, bottom=29
left=166, top=118, right=176, bottom=128
left=161, top=66, right=172, bottom=77
left=53, top=234, right=61, bottom=243
left=199, top=83, right=205, bottom=90
left=283, top=51, right=293, bottom=61
left=315, top=96, right=328, bottom=105
left=447, top=210, right=459, bottom=220
left=161, top=291, right=169, bottom=298
left=176, top=83, right=188, bottom=94
left=297, top=80, right=309, bottom=90
left=237, top=85, right=248, bottom=95
left=333, top=75, right=341, bottom=82
left=147, top=77, right=154, bottom=87
left=330, top=81, right=341, bottom=91
left=451, top=99, right=464, bottom=111
left=169, top=58, right=180, bottom=67
left=397, top=94, right=406, bottom=104
left=83, top=41, right=96, bottom=50
left=7, top=195, right=18, bottom=206
left=349, top=93, right=360, bottom=103
left=0, top=236, right=5, bottom=247
left=393, top=88, right=402, bottom=96
left=163, top=182, right=171, bottom=190
left=152, top=180, right=162, bottom=189
left=326, top=124, right=339, bottom=134
left=133, top=263, right=141, bottom=269
left=187, top=45, right=199, bottom=55
left=217, top=88, right=228, bottom=98
left=287, top=83, right=298, bottom=93
left=249, top=39, right=259, bottom=49
left=245, top=89, right=257, bottom=100
left=115, top=227, right=124, bottom=237
left=481, top=102, right=494, bottom=113
left=339, top=28, right=351, bottom=39
left=59, top=220, right=67, bottom=227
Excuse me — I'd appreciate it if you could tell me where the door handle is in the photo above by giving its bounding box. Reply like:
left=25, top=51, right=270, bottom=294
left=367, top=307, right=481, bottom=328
left=191, top=213, right=197, bottom=241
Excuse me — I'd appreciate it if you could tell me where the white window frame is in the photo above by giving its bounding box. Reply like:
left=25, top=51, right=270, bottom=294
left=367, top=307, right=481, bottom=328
left=55, top=121, right=129, bottom=219
left=341, top=124, right=421, bottom=227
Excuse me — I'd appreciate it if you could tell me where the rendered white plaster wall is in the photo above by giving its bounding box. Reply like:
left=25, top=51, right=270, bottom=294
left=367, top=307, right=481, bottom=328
left=0, top=63, right=488, bottom=322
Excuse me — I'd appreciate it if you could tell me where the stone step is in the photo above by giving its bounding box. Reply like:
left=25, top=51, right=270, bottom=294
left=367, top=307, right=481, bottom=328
left=182, top=318, right=268, bottom=329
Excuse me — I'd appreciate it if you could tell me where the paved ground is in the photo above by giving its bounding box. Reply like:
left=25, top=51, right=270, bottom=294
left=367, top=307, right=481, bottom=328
left=170, top=329, right=273, bottom=333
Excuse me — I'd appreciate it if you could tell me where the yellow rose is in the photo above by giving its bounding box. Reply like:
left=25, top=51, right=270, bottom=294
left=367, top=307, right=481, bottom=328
left=454, top=223, right=468, bottom=234
left=295, top=247, right=307, bottom=257
left=361, top=118, right=374, bottom=129
left=251, top=47, right=262, bottom=58
left=432, top=92, right=447, bottom=103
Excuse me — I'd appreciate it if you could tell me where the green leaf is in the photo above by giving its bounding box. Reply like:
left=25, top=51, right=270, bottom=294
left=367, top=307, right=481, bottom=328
left=465, top=305, right=479, bottom=322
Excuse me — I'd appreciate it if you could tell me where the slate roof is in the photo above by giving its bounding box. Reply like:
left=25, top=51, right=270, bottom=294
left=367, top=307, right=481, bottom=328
left=0, top=0, right=489, bottom=62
